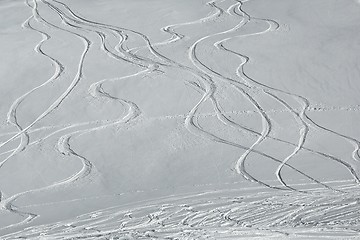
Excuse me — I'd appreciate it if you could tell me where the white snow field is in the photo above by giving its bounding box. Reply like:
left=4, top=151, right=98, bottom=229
left=1, top=0, right=360, bottom=239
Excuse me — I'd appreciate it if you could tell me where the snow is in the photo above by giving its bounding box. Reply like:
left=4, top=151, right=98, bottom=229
left=1, top=0, right=360, bottom=238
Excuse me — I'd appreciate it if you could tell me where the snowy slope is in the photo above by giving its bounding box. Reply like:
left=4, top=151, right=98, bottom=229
left=1, top=0, right=360, bottom=238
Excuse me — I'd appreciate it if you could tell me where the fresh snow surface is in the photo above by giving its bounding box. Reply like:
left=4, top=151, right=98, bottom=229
left=1, top=0, right=360, bottom=239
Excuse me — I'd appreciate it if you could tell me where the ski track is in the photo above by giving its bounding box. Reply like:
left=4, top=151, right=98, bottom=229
left=183, top=0, right=352, bottom=193
left=0, top=0, right=96, bottom=230
left=1, top=0, right=152, bottom=230
left=3, top=186, right=360, bottom=239
left=1, top=0, right=360, bottom=238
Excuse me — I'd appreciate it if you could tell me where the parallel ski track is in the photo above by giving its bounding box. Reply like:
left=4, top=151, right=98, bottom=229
left=1, top=0, right=360, bottom=237
left=183, top=0, right=358, bottom=193
left=215, top=0, right=360, bottom=189
left=0, top=0, right=96, bottom=230
left=45, top=1, right=360, bottom=193
left=183, top=0, right=359, bottom=193
left=52, top=0, right=360, bottom=194
left=1, top=0, right=142, bottom=229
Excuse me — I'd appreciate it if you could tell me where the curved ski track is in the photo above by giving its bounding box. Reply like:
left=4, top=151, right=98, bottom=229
left=1, top=0, right=360, bottom=238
